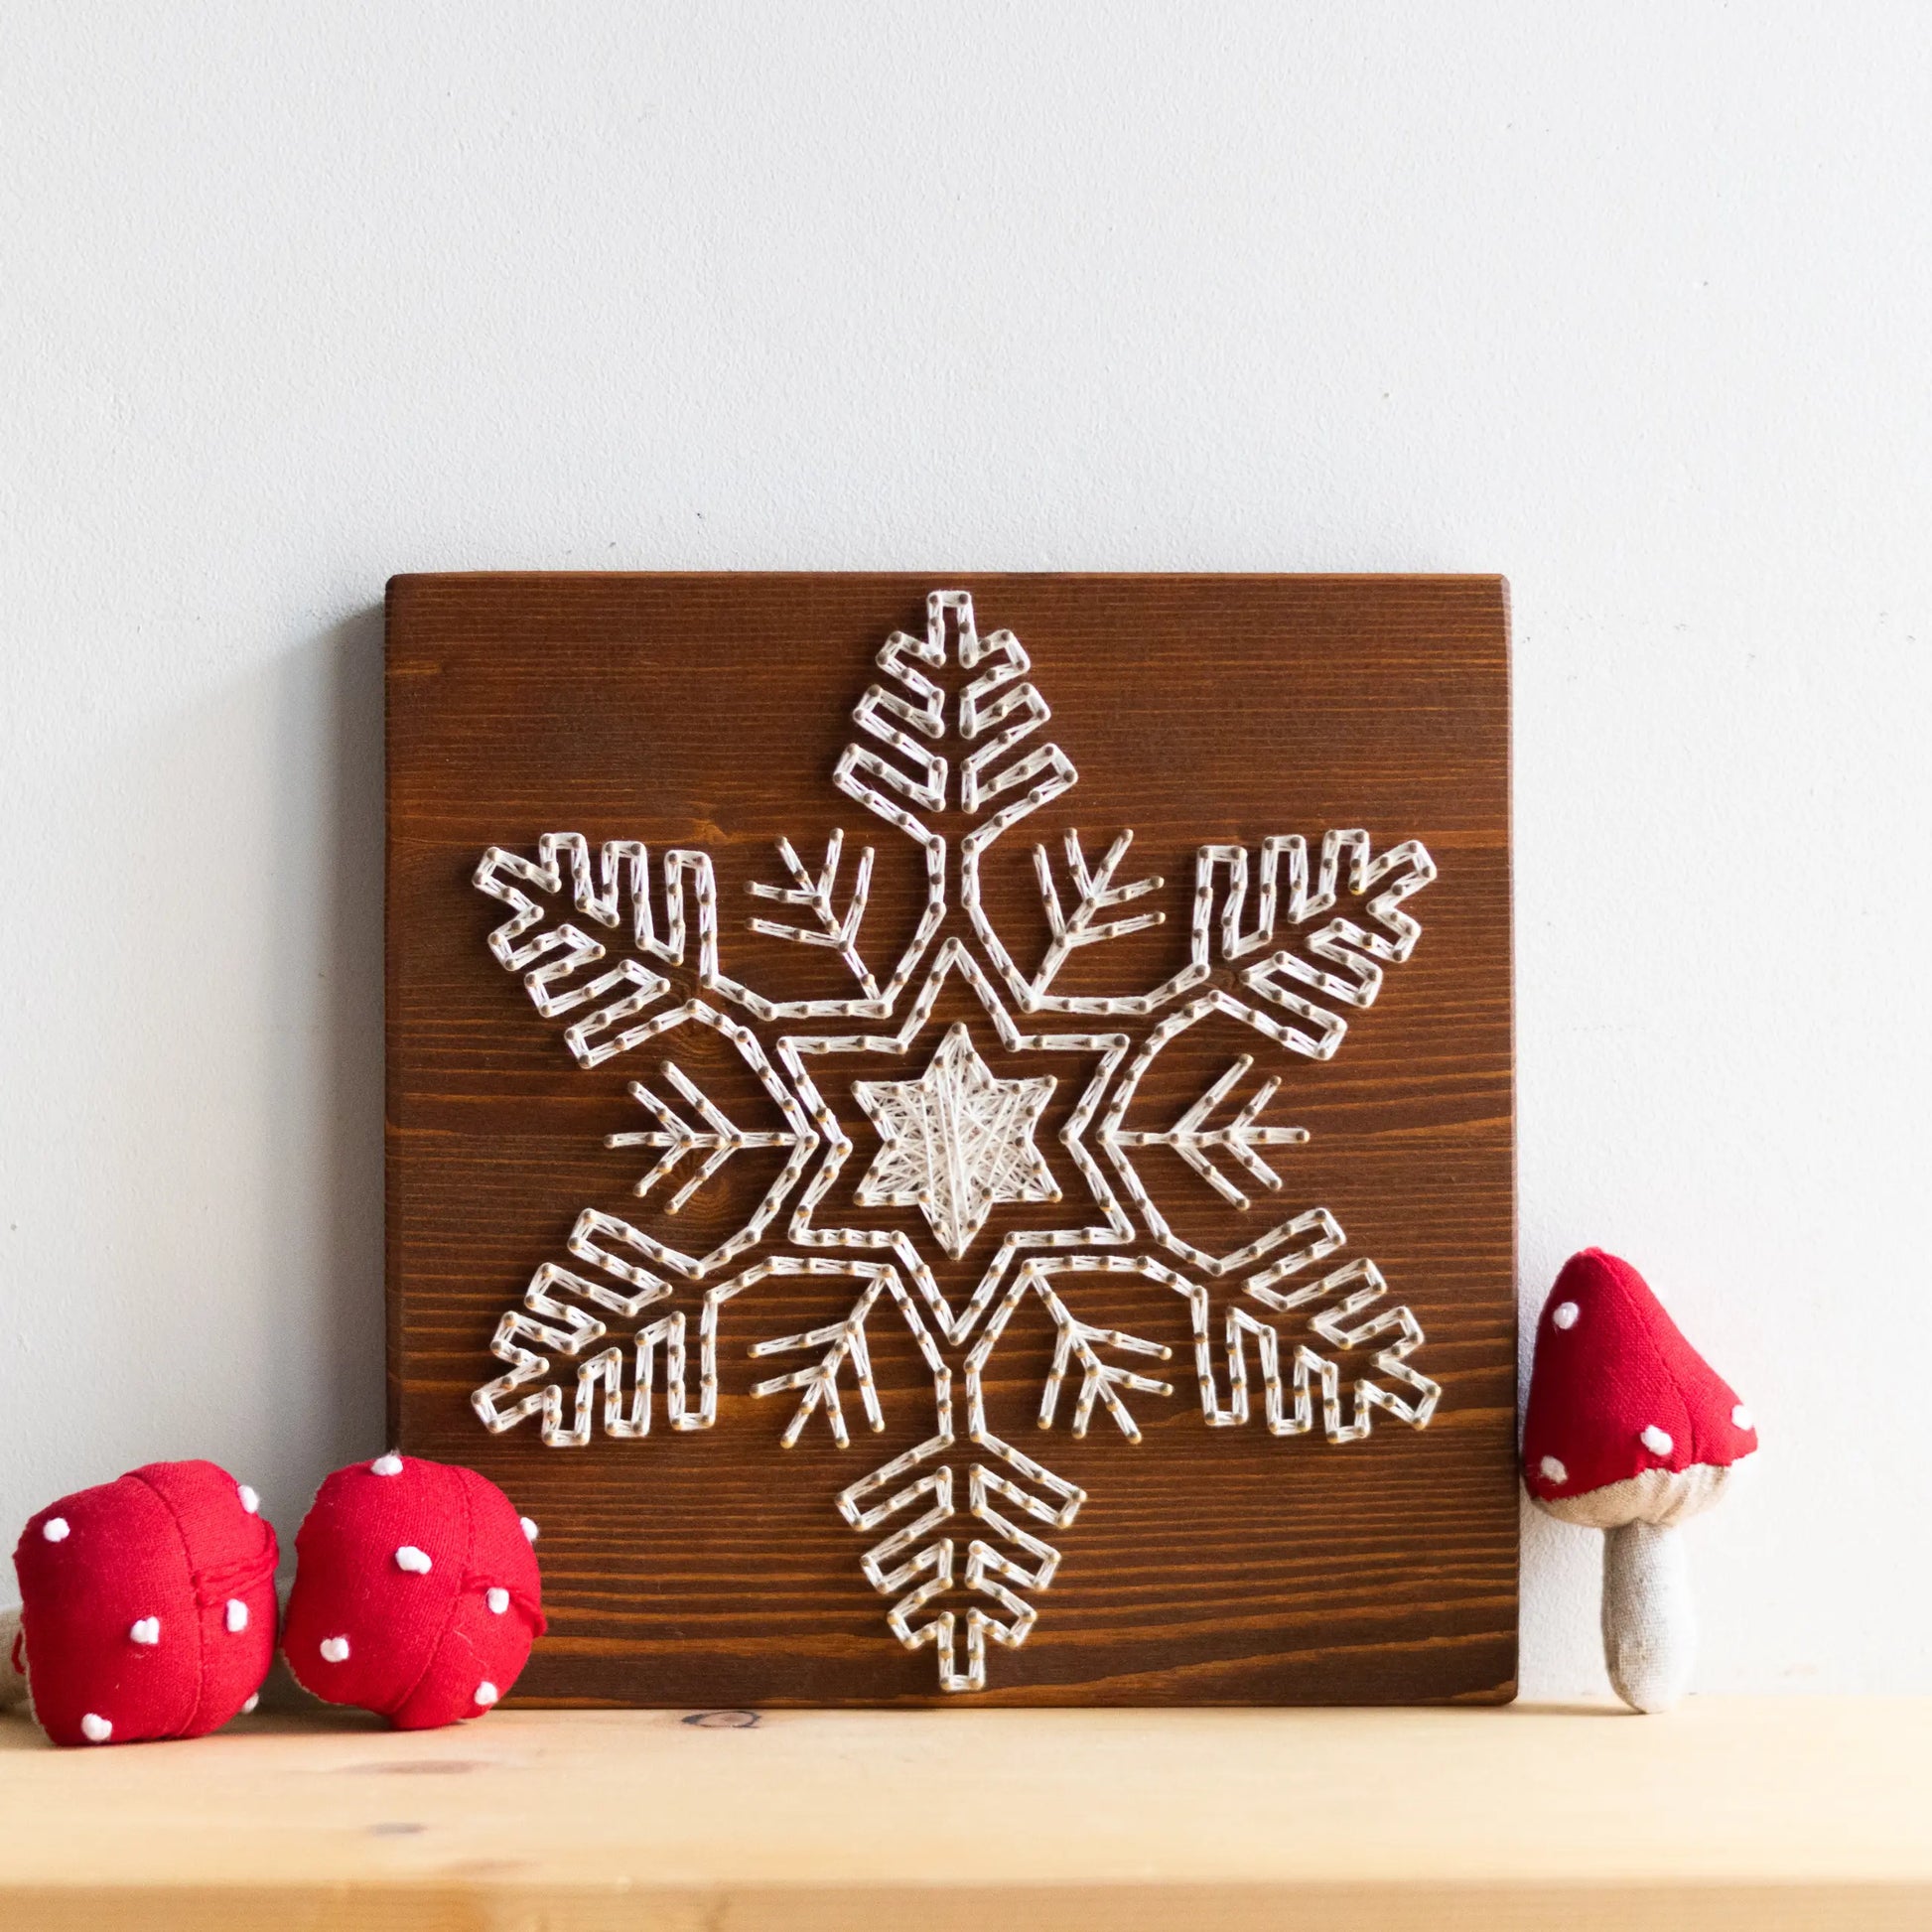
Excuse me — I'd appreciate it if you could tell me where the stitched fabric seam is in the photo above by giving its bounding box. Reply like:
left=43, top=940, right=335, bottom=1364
left=129, top=1470, right=207, bottom=1739
left=389, top=1467, right=476, bottom=1720
left=193, top=1548, right=278, bottom=1602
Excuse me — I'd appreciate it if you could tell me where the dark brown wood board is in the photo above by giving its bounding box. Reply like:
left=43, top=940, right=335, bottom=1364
left=386, top=573, right=1515, bottom=1707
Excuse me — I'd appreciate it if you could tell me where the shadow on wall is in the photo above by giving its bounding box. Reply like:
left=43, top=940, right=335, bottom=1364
left=264, top=603, right=385, bottom=1490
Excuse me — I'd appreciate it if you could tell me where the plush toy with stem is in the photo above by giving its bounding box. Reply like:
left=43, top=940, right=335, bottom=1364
left=1522, top=1248, right=1758, bottom=1712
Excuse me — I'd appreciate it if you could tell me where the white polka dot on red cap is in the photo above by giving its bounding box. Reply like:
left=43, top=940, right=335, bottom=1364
left=80, top=1714, right=112, bottom=1742
left=1552, top=1302, right=1580, bottom=1330
left=129, top=1617, right=160, bottom=1646
left=395, top=1545, right=433, bottom=1575
left=319, top=1636, right=350, bottom=1663
left=475, top=1682, right=499, bottom=1707
left=226, top=1598, right=249, bottom=1633
left=370, top=1453, right=403, bottom=1476
left=1732, top=1405, right=1753, bottom=1431
left=519, top=1517, right=538, bottom=1543
left=1538, top=1454, right=1568, bottom=1485
left=241, top=1693, right=259, bottom=1715
left=42, top=1517, right=69, bottom=1543
left=486, top=1587, right=509, bottom=1615
left=1640, top=1425, right=1674, bottom=1456
left=237, top=1485, right=260, bottom=1514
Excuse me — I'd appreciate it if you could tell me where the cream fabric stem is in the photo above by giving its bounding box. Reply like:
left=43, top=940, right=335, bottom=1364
left=1603, top=1520, right=1696, bottom=1712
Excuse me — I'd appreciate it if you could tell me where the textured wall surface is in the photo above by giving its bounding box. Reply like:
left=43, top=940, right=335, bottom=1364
left=3, top=3, right=1926, bottom=1698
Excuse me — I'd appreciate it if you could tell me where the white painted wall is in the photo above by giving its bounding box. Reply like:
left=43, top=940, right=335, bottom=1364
left=3, top=4, right=1926, bottom=1699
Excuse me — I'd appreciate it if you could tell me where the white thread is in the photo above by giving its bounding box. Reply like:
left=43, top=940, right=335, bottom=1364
left=468, top=589, right=1445, bottom=1693
left=41, top=1517, right=69, bottom=1543
left=319, top=1636, right=350, bottom=1662
left=853, top=1022, right=1058, bottom=1259
left=519, top=1517, right=539, bottom=1543
left=395, top=1546, right=432, bottom=1575
left=748, top=830, right=881, bottom=997
left=1732, top=1405, right=1753, bottom=1431
left=237, top=1484, right=260, bottom=1514
left=748, top=1259, right=950, bottom=1449
left=371, top=1453, right=403, bottom=1476
left=225, top=1598, right=248, bottom=1633
left=129, top=1617, right=160, bottom=1646
left=80, top=1714, right=112, bottom=1742
left=486, top=1587, right=509, bottom=1614
left=969, top=1245, right=1438, bottom=1448
left=1553, top=1301, right=1580, bottom=1329
left=1106, top=1052, right=1307, bottom=1210
left=1640, top=1425, right=1674, bottom=1455
left=475, top=1681, right=499, bottom=1707
left=1026, top=827, right=1166, bottom=1001
left=1099, top=990, right=1400, bottom=1276
left=608, top=1061, right=805, bottom=1214
left=837, top=1428, right=1083, bottom=1694
left=1039, top=1303, right=1173, bottom=1442
left=774, top=940, right=1138, bottom=1341
left=565, top=1001, right=817, bottom=1280
left=1539, top=1454, right=1568, bottom=1484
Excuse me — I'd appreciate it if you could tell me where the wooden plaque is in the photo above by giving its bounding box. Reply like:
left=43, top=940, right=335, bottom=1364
left=386, top=573, right=1516, bottom=1706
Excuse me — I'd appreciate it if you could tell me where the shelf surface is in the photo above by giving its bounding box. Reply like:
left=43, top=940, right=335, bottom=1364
left=1, top=1698, right=1928, bottom=1929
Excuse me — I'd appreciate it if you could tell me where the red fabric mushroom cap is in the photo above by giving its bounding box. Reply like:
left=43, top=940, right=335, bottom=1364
left=282, top=1454, right=544, bottom=1729
left=11, top=1459, right=280, bottom=1746
left=1523, top=1249, right=1757, bottom=1524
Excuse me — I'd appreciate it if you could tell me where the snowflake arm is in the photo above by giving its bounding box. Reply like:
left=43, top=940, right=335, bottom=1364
left=1024, top=827, right=1167, bottom=1003
left=1039, top=1302, right=1174, bottom=1443
left=1223, top=831, right=1439, bottom=1025
left=747, top=830, right=881, bottom=999
left=471, top=837, right=741, bottom=1065
left=607, top=1063, right=803, bottom=1210
left=836, top=1433, right=1084, bottom=1694
left=1107, top=1052, right=1309, bottom=1212
left=749, top=1302, right=885, bottom=1449
left=1200, top=1236, right=1443, bottom=1439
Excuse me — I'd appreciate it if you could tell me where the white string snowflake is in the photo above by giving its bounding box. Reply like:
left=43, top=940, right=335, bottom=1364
left=469, top=590, right=1442, bottom=1692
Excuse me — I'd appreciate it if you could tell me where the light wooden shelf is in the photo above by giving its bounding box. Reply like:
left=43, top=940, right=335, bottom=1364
left=2, top=1698, right=1927, bottom=1929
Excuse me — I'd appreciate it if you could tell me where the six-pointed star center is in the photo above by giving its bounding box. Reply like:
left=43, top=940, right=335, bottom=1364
left=851, top=1022, right=1060, bottom=1259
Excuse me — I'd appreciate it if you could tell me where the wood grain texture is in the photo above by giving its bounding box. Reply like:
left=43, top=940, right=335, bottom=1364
left=385, top=573, right=1516, bottom=1707
left=5, top=1702, right=1930, bottom=1932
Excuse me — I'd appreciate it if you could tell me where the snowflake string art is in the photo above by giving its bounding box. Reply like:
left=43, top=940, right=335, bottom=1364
left=469, top=590, right=1442, bottom=1693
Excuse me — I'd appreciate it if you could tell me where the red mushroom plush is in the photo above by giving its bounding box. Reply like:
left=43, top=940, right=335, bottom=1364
left=1523, top=1249, right=1758, bottom=1712
left=282, top=1453, right=544, bottom=1728
left=7, top=1460, right=280, bottom=1744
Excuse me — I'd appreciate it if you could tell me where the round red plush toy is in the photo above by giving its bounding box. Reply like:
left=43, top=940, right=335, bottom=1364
left=9, top=1459, right=280, bottom=1745
left=282, top=1453, right=544, bottom=1728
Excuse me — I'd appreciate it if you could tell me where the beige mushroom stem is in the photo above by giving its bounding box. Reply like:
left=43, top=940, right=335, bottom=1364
left=1602, top=1520, right=1695, bottom=1714
left=1542, top=1463, right=1732, bottom=1715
